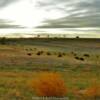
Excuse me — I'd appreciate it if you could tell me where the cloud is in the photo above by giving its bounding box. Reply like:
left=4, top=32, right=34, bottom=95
left=0, top=0, right=19, bottom=8
left=0, top=0, right=100, bottom=30
left=36, top=0, right=100, bottom=28
left=0, top=19, right=24, bottom=28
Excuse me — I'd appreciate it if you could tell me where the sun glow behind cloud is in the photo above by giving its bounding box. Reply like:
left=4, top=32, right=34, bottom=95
left=0, top=0, right=65, bottom=28
left=0, top=0, right=100, bottom=37
left=0, top=0, right=44, bottom=28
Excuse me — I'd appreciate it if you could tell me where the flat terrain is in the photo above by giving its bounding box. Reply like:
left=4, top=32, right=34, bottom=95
left=0, top=38, right=100, bottom=99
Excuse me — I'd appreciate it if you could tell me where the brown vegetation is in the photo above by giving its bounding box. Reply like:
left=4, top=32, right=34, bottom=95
left=30, top=72, right=67, bottom=97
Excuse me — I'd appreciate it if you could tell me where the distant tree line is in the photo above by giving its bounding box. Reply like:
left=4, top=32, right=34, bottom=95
left=0, top=37, right=7, bottom=45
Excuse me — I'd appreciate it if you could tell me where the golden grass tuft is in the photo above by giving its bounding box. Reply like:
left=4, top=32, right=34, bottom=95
left=30, top=72, right=67, bottom=97
left=74, top=84, right=100, bottom=99
left=84, top=85, right=100, bottom=98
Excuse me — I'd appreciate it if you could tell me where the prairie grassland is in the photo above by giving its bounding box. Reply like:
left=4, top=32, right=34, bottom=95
left=0, top=38, right=100, bottom=99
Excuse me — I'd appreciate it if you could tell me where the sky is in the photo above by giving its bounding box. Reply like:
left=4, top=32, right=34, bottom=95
left=0, top=0, right=100, bottom=35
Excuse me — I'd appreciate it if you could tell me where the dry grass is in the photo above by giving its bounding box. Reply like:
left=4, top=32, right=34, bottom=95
left=84, top=85, right=100, bottom=98
left=0, top=39, right=99, bottom=99
left=73, top=84, right=100, bottom=100
left=30, top=72, right=67, bottom=97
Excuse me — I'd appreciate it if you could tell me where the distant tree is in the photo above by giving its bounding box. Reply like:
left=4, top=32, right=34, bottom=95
left=76, top=36, right=79, bottom=39
left=0, top=37, right=6, bottom=45
left=37, top=35, right=40, bottom=38
left=47, top=35, right=50, bottom=38
left=63, top=34, right=66, bottom=38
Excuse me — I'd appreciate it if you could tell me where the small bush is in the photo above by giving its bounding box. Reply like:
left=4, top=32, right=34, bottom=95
left=74, top=54, right=77, bottom=56
left=75, top=56, right=80, bottom=60
left=58, top=53, right=63, bottom=57
left=30, top=48, right=33, bottom=51
left=30, top=72, right=67, bottom=97
left=25, top=48, right=28, bottom=51
left=71, top=52, right=74, bottom=54
left=81, top=85, right=100, bottom=100
left=34, top=48, right=37, bottom=50
left=96, top=55, right=99, bottom=58
left=53, top=52, right=57, bottom=55
left=40, top=51, right=44, bottom=54
left=80, top=58, right=84, bottom=61
left=36, top=52, right=41, bottom=55
left=27, top=53, right=32, bottom=56
left=46, top=52, right=51, bottom=56
left=75, top=56, right=84, bottom=61
left=72, top=52, right=77, bottom=56
left=85, top=85, right=100, bottom=98
left=36, top=51, right=43, bottom=55
left=62, top=53, right=66, bottom=56
left=84, top=54, right=90, bottom=57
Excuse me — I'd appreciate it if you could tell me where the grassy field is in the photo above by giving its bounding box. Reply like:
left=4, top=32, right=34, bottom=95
left=0, top=38, right=100, bottom=100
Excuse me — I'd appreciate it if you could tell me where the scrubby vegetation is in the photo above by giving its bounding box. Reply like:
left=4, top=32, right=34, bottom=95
left=58, top=53, right=63, bottom=57
left=36, top=51, right=43, bottom=55
left=30, top=72, right=67, bottom=97
left=80, top=57, right=84, bottom=61
left=0, top=38, right=99, bottom=99
left=27, top=53, right=32, bottom=56
left=75, top=56, right=80, bottom=60
left=46, top=51, right=51, bottom=55
left=84, top=54, right=90, bottom=57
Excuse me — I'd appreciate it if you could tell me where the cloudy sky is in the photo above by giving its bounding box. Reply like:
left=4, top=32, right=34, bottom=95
left=0, top=0, right=100, bottom=34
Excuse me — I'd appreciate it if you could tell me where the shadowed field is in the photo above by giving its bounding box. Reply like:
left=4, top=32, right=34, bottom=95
left=0, top=38, right=100, bottom=99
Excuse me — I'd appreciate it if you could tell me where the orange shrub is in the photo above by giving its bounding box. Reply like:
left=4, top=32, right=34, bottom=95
left=75, top=85, right=100, bottom=99
left=85, top=85, right=100, bottom=98
left=30, top=72, right=67, bottom=97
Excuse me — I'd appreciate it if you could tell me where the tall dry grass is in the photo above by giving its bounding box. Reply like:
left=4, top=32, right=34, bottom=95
left=74, top=84, right=100, bottom=100
left=30, top=72, right=67, bottom=97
